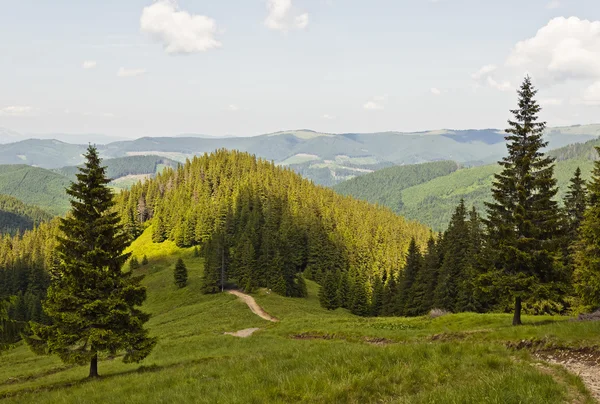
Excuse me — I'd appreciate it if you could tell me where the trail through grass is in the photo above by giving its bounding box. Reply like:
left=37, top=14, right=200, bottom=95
left=1, top=226, right=599, bottom=403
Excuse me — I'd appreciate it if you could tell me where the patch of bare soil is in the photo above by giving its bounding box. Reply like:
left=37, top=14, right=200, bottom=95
left=576, top=310, right=600, bottom=322
left=224, top=328, right=260, bottom=338
left=508, top=339, right=600, bottom=401
left=227, top=290, right=279, bottom=322
left=291, top=332, right=336, bottom=341
left=363, top=337, right=394, bottom=346
left=429, top=329, right=490, bottom=342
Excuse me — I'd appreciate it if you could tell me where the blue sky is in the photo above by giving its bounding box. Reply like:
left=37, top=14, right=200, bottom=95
left=1, top=0, right=600, bottom=138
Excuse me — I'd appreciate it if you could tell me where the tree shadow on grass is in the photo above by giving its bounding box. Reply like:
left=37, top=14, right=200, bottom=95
left=0, top=356, right=226, bottom=400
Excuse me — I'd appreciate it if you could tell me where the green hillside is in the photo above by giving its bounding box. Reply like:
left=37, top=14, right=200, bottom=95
left=0, top=195, right=52, bottom=235
left=54, top=155, right=180, bottom=182
left=1, top=227, right=598, bottom=403
left=0, top=165, right=71, bottom=216
left=333, top=161, right=461, bottom=212
left=336, top=158, right=596, bottom=231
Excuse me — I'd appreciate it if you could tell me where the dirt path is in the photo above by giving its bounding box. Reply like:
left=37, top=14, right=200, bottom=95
left=534, top=351, right=600, bottom=401
left=228, top=290, right=279, bottom=322
left=224, top=328, right=260, bottom=338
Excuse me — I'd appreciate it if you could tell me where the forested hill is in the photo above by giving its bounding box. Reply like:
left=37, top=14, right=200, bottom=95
left=0, top=165, right=72, bottom=216
left=115, top=149, right=431, bottom=297
left=334, top=148, right=598, bottom=231
left=54, top=155, right=180, bottom=182
left=333, top=161, right=461, bottom=212
left=0, top=195, right=52, bottom=236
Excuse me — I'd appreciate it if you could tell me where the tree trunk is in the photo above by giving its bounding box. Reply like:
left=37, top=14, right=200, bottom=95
left=512, top=296, right=522, bottom=326
left=89, top=353, right=99, bottom=378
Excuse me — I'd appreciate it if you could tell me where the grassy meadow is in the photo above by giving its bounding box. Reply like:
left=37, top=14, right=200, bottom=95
left=1, top=227, right=599, bottom=403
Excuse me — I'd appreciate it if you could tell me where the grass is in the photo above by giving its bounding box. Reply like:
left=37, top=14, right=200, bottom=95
left=1, top=226, right=599, bottom=403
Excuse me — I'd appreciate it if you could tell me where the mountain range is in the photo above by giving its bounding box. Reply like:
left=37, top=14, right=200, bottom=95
left=1, top=125, right=599, bottom=186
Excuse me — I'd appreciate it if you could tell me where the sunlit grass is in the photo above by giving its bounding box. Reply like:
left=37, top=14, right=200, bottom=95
left=0, top=227, right=598, bottom=403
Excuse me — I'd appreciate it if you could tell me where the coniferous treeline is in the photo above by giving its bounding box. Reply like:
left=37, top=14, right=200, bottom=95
left=0, top=194, right=53, bottom=236
left=116, top=150, right=432, bottom=301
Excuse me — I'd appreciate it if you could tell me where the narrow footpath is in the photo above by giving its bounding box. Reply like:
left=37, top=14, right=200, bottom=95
left=228, top=290, right=279, bottom=322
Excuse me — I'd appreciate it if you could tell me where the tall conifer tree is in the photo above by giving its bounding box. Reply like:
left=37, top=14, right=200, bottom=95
left=483, top=76, right=562, bottom=325
left=399, top=238, right=422, bottom=316
left=26, top=146, right=156, bottom=377
left=574, top=148, right=600, bottom=311
left=564, top=167, right=587, bottom=241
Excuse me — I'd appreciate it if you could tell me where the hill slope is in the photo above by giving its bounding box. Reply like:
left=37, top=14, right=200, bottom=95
left=0, top=194, right=52, bottom=235
left=0, top=226, right=598, bottom=402
left=0, top=165, right=72, bottom=216
left=335, top=157, right=596, bottom=231
left=1, top=124, right=598, bottom=185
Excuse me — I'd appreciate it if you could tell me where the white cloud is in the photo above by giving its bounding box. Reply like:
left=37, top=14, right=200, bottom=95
left=227, top=104, right=239, bottom=112
left=0, top=106, right=32, bottom=116
left=141, top=0, right=221, bottom=55
left=265, top=0, right=309, bottom=32
left=506, top=17, right=600, bottom=84
left=364, top=101, right=384, bottom=110
left=539, top=97, right=563, bottom=106
left=430, top=87, right=441, bottom=96
left=82, top=60, right=97, bottom=69
left=471, top=64, right=497, bottom=80
left=486, top=77, right=512, bottom=92
left=117, top=68, right=147, bottom=78
left=323, top=114, right=335, bottom=119
left=546, top=0, right=560, bottom=9
left=581, top=82, right=600, bottom=105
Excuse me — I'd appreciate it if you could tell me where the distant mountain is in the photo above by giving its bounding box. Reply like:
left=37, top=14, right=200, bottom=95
left=0, top=128, right=24, bottom=144
left=0, top=125, right=598, bottom=186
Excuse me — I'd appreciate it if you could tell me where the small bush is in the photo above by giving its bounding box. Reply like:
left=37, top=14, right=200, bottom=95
left=142, top=255, right=149, bottom=266
left=129, top=256, right=140, bottom=270
left=429, top=308, right=450, bottom=318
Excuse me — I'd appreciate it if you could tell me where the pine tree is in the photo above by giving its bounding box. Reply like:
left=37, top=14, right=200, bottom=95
left=319, top=270, right=339, bottom=310
left=174, top=258, right=188, bottom=288
left=338, top=270, right=350, bottom=309
left=412, top=235, right=440, bottom=315
left=350, top=272, right=370, bottom=316
left=483, top=76, right=562, bottom=325
left=25, top=145, right=156, bottom=378
left=564, top=167, right=587, bottom=242
left=381, top=272, right=398, bottom=316
left=370, top=274, right=385, bottom=316
left=399, top=238, right=422, bottom=316
left=434, top=200, right=469, bottom=312
left=142, top=255, right=149, bottom=266
left=574, top=149, right=600, bottom=311
left=129, top=256, right=140, bottom=270
left=193, top=245, right=200, bottom=258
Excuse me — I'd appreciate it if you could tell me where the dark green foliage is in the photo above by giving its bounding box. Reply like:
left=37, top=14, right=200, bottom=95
left=412, top=235, right=440, bottom=315
left=370, top=274, right=385, bottom=316
left=574, top=147, right=600, bottom=311
left=174, top=258, right=188, bottom=288
left=337, top=270, right=350, bottom=309
left=142, top=255, right=149, bottom=266
left=0, top=195, right=53, bottom=236
left=334, top=161, right=461, bottom=212
left=115, top=150, right=430, bottom=301
left=319, top=270, right=339, bottom=310
left=434, top=200, right=470, bottom=312
left=25, top=146, right=156, bottom=377
left=55, top=155, right=179, bottom=182
left=381, top=273, right=399, bottom=316
left=350, top=273, right=370, bottom=317
left=193, top=246, right=200, bottom=258
left=482, top=77, right=563, bottom=325
left=398, top=238, right=422, bottom=316
left=129, top=256, right=140, bottom=270
left=564, top=167, right=587, bottom=241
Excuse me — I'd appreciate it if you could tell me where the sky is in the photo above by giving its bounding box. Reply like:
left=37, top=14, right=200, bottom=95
left=1, top=0, right=600, bottom=139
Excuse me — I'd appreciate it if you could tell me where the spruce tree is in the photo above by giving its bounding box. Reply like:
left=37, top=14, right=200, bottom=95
left=434, top=200, right=469, bottom=312
left=412, top=234, right=439, bottom=315
left=483, top=76, right=562, bottom=325
left=338, top=270, right=350, bottom=309
left=574, top=149, right=600, bottom=311
left=142, top=255, right=149, bottom=266
left=564, top=167, right=587, bottom=241
left=129, top=256, right=140, bottom=270
left=370, top=274, right=385, bottom=316
left=174, top=258, right=188, bottom=288
left=398, top=238, right=422, bottom=316
left=25, top=145, right=156, bottom=378
left=381, top=272, right=399, bottom=316
left=319, top=270, right=339, bottom=310
left=350, top=272, right=370, bottom=316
